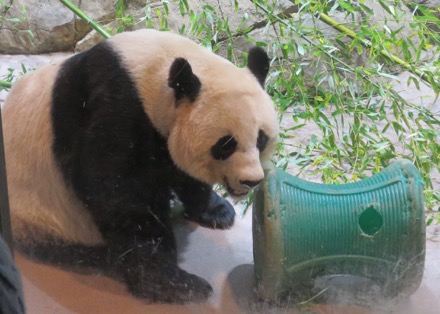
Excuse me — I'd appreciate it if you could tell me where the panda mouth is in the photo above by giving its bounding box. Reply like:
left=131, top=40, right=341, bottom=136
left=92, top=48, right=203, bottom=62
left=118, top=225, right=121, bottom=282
left=224, top=177, right=249, bottom=197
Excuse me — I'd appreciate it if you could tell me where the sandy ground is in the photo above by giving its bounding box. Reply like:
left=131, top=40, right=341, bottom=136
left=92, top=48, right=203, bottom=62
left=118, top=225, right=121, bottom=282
left=1, top=53, right=439, bottom=314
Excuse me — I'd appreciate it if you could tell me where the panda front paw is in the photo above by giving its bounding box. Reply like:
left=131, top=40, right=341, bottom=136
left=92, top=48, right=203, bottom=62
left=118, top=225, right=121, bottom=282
left=185, top=191, right=235, bottom=229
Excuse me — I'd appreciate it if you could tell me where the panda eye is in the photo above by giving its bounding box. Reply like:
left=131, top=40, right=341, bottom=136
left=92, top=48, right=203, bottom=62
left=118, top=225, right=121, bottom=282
left=257, top=129, right=269, bottom=152
left=211, top=135, right=237, bottom=161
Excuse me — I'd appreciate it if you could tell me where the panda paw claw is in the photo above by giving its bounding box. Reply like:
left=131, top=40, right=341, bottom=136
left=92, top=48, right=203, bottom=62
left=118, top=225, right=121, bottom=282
left=185, top=192, right=235, bottom=229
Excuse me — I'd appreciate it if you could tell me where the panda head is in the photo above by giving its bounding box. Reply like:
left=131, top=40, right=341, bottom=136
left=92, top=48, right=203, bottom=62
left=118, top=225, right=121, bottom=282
left=167, top=47, right=278, bottom=197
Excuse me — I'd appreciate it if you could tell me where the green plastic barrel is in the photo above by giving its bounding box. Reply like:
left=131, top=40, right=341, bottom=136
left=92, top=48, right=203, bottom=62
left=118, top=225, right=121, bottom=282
left=253, top=159, right=425, bottom=304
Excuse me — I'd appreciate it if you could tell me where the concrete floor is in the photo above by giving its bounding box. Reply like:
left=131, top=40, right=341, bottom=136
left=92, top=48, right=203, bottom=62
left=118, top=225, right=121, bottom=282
left=14, top=211, right=440, bottom=314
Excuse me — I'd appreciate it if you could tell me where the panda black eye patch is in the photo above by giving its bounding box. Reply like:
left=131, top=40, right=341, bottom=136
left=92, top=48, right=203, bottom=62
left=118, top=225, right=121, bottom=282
left=257, top=129, right=269, bottom=152
left=211, top=135, right=237, bottom=160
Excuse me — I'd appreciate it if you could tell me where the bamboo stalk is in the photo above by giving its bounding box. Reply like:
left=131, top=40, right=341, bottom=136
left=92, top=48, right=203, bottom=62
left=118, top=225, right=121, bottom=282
left=59, top=0, right=111, bottom=39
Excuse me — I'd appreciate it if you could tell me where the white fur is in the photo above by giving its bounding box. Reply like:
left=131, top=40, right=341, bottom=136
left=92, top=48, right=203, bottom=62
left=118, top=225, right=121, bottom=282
left=3, top=64, right=103, bottom=244
left=110, top=29, right=279, bottom=195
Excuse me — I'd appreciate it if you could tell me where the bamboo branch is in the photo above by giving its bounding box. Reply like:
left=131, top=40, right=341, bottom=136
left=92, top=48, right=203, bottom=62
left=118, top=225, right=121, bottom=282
left=217, top=4, right=299, bottom=44
left=0, top=81, right=12, bottom=89
left=252, top=2, right=360, bottom=78
left=252, top=1, right=439, bottom=123
left=253, top=1, right=437, bottom=90
left=317, top=12, right=436, bottom=87
left=59, top=0, right=110, bottom=39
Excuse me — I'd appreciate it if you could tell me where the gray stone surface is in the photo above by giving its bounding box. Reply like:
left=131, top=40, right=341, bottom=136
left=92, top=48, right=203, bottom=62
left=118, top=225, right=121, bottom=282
left=0, top=0, right=115, bottom=54
left=407, top=0, right=440, bottom=31
left=74, top=0, right=292, bottom=52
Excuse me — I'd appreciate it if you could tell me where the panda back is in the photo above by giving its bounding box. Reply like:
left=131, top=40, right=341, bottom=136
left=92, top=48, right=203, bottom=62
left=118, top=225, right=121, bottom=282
left=3, top=59, right=103, bottom=246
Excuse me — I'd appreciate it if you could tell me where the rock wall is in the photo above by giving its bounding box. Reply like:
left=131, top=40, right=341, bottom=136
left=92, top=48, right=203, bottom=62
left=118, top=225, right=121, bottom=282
left=0, top=0, right=115, bottom=53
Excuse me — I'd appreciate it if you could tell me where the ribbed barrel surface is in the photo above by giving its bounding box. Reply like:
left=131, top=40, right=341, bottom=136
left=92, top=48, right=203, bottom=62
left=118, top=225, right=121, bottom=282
left=253, top=159, right=425, bottom=304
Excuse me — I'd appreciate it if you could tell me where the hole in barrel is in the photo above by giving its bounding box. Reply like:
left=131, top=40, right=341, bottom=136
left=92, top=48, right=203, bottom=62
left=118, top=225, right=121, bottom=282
left=359, top=206, right=383, bottom=236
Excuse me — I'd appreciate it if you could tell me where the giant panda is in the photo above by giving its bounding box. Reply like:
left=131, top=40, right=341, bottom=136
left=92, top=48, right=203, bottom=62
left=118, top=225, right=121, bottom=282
left=2, top=29, right=279, bottom=303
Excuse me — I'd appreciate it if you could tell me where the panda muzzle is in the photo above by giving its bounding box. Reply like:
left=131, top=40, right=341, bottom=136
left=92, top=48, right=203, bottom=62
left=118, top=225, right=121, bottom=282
left=224, top=177, right=258, bottom=197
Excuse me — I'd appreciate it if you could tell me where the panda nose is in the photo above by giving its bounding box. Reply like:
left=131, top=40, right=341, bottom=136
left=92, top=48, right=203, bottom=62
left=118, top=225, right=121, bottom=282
left=240, top=179, right=262, bottom=189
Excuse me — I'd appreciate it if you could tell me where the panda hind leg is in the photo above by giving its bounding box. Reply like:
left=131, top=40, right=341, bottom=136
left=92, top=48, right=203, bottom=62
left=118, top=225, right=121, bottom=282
left=107, top=227, right=213, bottom=303
left=122, top=250, right=213, bottom=303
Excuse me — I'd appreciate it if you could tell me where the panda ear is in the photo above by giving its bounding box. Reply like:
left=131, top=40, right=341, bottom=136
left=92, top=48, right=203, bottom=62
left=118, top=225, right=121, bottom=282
left=168, top=58, right=201, bottom=103
left=247, top=47, right=270, bottom=87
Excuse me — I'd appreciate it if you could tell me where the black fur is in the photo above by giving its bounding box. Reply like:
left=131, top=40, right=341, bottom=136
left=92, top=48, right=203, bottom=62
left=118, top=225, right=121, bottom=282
left=173, top=169, right=235, bottom=229
left=257, top=129, right=269, bottom=152
left=247, top=47, right=270, bottom=87
left=168, top=58, right=201, bottom=102
left=49, top=41, right=235, bottom=303
left=211, top=135, right=237, bottom=161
